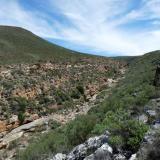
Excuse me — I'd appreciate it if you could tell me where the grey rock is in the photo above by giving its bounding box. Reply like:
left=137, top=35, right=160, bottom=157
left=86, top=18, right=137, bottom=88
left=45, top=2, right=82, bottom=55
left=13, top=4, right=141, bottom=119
left=138, top=114, right=148, bottom=123
left=114, top=154, right=126, bottom=160
left=94, top=143, right=112, bottom=160
left=86, top=134, right=109, bottom=149
left=129, top=154, right=137, bottom=160
left=67, top=132, right=110, bottom=160
left=146, top=110, right=156, bottom=117
left=84, top=154, right=94, bottom=160
left=52, top=153, right=67, bottom=160
left=84, top=143, right=113, bottom=160
left=153, top=122, right=160, bottom=129
left=67, top=144, right=87, bottom=160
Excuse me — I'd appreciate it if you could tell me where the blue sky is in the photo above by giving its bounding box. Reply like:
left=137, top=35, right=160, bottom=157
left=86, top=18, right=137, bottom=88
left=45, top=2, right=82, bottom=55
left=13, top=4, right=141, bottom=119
left=0, top=0, right=160, bottom=56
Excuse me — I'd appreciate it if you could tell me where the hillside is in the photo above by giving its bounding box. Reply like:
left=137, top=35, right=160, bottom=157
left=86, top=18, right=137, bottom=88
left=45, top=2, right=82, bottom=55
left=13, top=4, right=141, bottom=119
left=0, top=26, right=127, bottom=159
left=15, top=51, right=160, bottom=160
left=0, top=26, right=93, bottom=64
left=0, top=25, right=160, bottom=160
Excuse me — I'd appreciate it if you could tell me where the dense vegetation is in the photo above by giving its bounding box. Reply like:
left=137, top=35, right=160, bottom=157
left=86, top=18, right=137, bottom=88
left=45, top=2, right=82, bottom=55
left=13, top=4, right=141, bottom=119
left=17, top=51, right=160, bottom=160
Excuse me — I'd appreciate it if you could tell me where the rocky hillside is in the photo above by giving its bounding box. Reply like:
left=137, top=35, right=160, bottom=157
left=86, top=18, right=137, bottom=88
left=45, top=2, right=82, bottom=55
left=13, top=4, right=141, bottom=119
left=16, top=51, right=160, bottom=160
left=0, top=26, right=160, bottom=160
left=0, top=26, right=127, bottom=160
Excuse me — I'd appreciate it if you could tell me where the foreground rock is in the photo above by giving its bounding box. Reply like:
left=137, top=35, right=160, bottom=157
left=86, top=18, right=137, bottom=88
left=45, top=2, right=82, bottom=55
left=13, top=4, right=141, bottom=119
left=133, top=121, right=160, bottom=160
left=50, top=131, right=129, bottom=160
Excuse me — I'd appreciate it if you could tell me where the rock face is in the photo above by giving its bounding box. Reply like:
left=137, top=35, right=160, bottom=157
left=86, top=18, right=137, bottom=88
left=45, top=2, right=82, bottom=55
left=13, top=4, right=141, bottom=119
left=134, top=121, right=160, bottom=160
left=154, top=64, right=160, bottom=87
left=51, top=131, right=129, bottom=160
left=51, top=132, right=113, bottom=160
left=132, top=98, right=160, bottom=160
left=0, top=117, right=49, bottom=149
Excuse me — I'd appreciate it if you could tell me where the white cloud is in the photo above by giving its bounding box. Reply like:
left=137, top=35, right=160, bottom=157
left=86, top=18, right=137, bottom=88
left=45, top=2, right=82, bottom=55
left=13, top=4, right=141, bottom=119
left=49, top=0, right=160, bottom=55
left=0, top=0, right=59, bottom=38
left=0, top=0, right=160, bottom=56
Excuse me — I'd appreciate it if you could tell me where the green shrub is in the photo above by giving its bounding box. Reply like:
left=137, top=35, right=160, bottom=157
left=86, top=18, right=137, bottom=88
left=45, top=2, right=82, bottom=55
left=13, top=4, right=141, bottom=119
left=93, top=109, right=148, bottom=151
left=66, top=115, right=97, bottom=145
left=18, top=112, right=25, bottom=124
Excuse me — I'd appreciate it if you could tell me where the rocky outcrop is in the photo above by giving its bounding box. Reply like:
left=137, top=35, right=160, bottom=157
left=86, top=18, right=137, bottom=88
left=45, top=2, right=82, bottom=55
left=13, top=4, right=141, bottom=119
left=130, top=98, right=160, bottom=160
left=133, top=121, right=160, bottom=160
left=50, top=131, right=129, bottom=160
left=51, top=132, right=111, bottom=160
left=0, top=117, right=49, bottom=149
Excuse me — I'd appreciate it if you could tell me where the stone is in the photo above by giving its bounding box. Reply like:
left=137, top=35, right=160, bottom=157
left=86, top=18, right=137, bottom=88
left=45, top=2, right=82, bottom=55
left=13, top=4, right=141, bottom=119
left=24, top=114, right=39, bottom=123
left=0, top=131, right=7, bottom=139
left=94, top=143, right=112, bottom=160
left=3, top=131, right=24, bottom=145
left=138, top=114, right=148, bottom=123
left=84, top=154, right=94, bottom=160
left=114, top=154, right=126, bottom=160
left=0, top=142, right=7, bottom=149
left=86, top=134, right=109, bottom=149
left=129, top=154, right=137, bottom=160
left=146, top=110, right=156, bottom=117
left=52, top=153, right=67, bottom=160
left=67, top=144, right=87, bottom=160
left=9, top=115, right=18, bottom=124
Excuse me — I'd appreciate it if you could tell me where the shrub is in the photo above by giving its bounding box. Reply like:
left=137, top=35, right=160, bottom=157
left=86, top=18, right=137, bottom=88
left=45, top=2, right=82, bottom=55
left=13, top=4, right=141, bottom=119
left=18, top=112, right=25, bottom=124
left=93, top=109, right=148, bottom=151
left=70, top=89, right=81, bottom=99
left=65, top=115, right=97, bottom=145
left=76, top=85, right=84, bottom=95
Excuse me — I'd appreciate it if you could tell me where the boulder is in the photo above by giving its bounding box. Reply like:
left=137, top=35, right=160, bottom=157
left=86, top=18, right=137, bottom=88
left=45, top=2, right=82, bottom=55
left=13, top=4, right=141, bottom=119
left=129, top=154, right=137, bottom=160
left=84, top=154, right=94, bottom=160
left=94, top=143, right=112, bottom=160
left=114, top=154, right=126, bottom=160
left=9, top=115, right=18, bottom=124
left=137, top=114, right=148, bottom=123
left=66, top=132, right=110, bottom=160
left=3, top=131, right=24, bottom=145
left=86, top=134, right=109, bottom=149
left=67, top=144, right=87, bottom=160
left=146, top=110, right=156, bottom=117
left=84, top=143, right=113, bottom=160
left=52, top=153, right=67, bottom=160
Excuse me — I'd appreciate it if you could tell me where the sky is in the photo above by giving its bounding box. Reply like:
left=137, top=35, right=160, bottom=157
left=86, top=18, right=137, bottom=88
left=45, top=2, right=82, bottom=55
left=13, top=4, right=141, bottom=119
left=0, top=0, right=160, bottom=56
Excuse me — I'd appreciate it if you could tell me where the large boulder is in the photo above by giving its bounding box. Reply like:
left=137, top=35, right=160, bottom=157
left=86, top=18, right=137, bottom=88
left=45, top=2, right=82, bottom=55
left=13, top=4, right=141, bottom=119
left=66, top=132, right=110, bottom=160
left=84, top=143, right=113, bottom=160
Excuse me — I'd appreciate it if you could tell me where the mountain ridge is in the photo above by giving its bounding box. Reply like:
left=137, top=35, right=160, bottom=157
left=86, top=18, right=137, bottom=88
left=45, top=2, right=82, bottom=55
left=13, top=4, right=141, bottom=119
left=0, top=25, right=99, bottom=64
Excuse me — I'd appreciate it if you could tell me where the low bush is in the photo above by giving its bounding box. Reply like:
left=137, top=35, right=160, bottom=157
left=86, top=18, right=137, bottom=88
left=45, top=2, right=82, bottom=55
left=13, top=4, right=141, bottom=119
left=66, top=115, right=97, bottom=145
